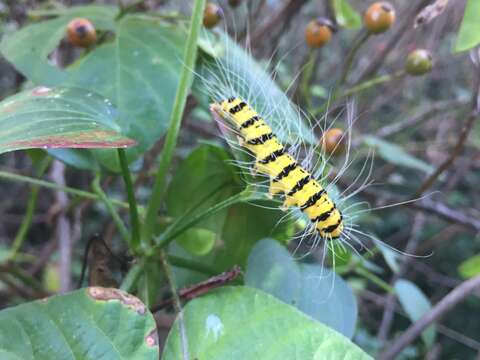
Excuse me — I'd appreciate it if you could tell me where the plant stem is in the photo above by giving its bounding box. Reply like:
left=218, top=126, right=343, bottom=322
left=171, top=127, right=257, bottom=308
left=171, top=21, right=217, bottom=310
left=150, top=189, right=250, bottom=253
left=92, top=175, right=131, bottom=244
left=142, top=0, right=206, bottom=245
left=355, top=266, right=395, bottom=294
left=160, top=250, right=190, bottom=360
left=9, top=157, right=51, bottom=261
left=0, top=170, right=129, bottom=208
left=331, top=30, right=371, bottom=100
left=298, top=49, right=318, bottom=110
left=341, top=70, right=406, bottom=98
left=117, top=149, right=141, bottom=251
left=168, top=255, right=218, bottom=276
left=120, top=262, right=143, bottom=293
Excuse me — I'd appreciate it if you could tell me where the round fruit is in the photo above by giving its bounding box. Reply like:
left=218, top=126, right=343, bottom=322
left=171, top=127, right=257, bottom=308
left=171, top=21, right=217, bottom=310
left=405, top=49, right=433, bottom=76
left=203, top=3, right=222, bottom=29
left=364, top=2, right=396, bottom=34
left=67, top=18, right=97, bottom=48
left=305, top=17, right=334, bottom=48
left=322, top=128, right=345, bottom=155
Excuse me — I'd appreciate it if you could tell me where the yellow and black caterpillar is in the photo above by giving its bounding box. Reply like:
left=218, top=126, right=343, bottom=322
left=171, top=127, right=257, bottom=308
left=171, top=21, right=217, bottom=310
left=211, top=97, right=344, bottom=240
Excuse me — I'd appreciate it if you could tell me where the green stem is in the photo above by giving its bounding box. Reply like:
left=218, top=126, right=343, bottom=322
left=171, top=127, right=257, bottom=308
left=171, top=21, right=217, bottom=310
left=341, top=70, right=405, bottom=98
left=142, top=0, right=206, bottom=245
left=92, top=175, right=131, bottom=244
left=168, top=255, right=218, bottom=276
left=8, top=157, right=51, bottom=261
left=355, top=266, right=395, bottom=293
left=298, top=49, right=318, bottom=110
left=0, top=171, right=129, bottom=208
left=150, top=189, right=250, bottom=253
left=312, top=31, right=371, bottom=117
left=120, top=262, right=144, bottom=293
left=335, top=30, right=371, bottom=94
left=160, top=251, right=189, bottom=360
left=117, top=149, right=141, bottom=251
left=0, top=264, right=45, bottom=295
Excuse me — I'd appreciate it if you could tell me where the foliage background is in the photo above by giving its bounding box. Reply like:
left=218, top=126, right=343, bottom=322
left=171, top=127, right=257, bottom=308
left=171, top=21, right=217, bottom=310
left=0, top=0, right=479, bottom=359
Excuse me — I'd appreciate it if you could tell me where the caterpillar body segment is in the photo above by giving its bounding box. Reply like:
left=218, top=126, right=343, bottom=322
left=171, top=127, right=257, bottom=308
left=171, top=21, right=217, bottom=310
left=212, top=97, right=344, bottom=240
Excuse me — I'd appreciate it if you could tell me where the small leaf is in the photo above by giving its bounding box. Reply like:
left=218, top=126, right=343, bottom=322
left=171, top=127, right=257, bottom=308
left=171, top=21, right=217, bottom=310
left=176, top=227, right=217, bottom=256
left=455, top=0, right=480, bottom=52
left=395, top=279, right=436, bottom=347
left=0, top=87, right=135, bottom=155
left=245, top=239, right=358, bottom=338
left=363, top=135, right=434, bottom=174
left=162, top=286, right=371, bottom=360
left=166, top=144, right=239, bottom=236
left=332, top=0, right=362, bottom=28
left=0, top=287, right=159, bottom=359
left=458, top=253, right=480, bottom=279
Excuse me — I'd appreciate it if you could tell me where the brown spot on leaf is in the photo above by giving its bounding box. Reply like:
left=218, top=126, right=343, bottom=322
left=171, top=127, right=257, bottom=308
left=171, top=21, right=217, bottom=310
left=8, top=132, right=136, bottom=150
left=145, top=328, right=159, bottom=347
left=88, top=287, right=146, bottom=315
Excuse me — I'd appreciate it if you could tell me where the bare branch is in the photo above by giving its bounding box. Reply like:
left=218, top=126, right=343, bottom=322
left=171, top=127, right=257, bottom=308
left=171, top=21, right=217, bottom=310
left=378, top=275, right=480, bottom=360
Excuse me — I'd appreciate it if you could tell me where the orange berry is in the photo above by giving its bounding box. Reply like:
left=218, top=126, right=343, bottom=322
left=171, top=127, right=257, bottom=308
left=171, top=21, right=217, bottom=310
left=305, top=17, right=334, bottom=48
left=364, top=2, right=396, bottom=34
left=322, top=128, right=345, bottom=155
left=203, top=3, right=222, bottom=29
left=67, top=18, right=97, bottom=48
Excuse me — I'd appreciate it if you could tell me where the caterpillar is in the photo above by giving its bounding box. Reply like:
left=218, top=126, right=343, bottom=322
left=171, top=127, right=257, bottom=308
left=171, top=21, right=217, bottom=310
left=197, top=19, right=424, bottom=261
left=211, top=97, right=344, bottom=241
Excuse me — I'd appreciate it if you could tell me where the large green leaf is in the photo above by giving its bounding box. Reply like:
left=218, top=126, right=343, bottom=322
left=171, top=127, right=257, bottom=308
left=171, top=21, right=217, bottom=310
left=0, top=87, right=135, bottom=155
left=331, top=0, right=362, bottom=28
left=245, top=239, right=358, bottom=338
left=0, top=5, right=118, bottom=86
left=166, top=144, right=239, bottom=255
left=395, top=279, right=436, bottom=348
left=162, top=286, right=371, bottom=360
left=363, top=136, right=434, bottom=174
left=1, top=10, right=185, bottom=170
left=455, top=0, right=480, bottom=52
left=0, top=287, right=158, bottom=359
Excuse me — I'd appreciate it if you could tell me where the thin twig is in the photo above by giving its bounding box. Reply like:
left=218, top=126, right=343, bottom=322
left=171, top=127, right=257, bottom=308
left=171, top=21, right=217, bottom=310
left=160, top=251, right=189, bottom=360
left=377, top=213, right=425, bottom=344
left=378, top=275, right=480, bottom=359
left=50, top=160, right=72, bottom=293
left=414, top=64, right=480, bottom=198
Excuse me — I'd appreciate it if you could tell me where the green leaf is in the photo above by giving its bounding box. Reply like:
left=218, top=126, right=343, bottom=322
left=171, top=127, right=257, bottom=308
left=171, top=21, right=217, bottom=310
left=0, top=5, right=118, bottom=86
left=331, top=0, right=362, bottom=28
left=458, top=253, right=480, bottom=279
left=395, top=279, right=436, bottom=347
left=1, top=12, right=185, bottom=170
left=176, top=227, right=217, bottom=256
left=167, top=145, right=238, bottom=232
left=245, top=239, right=358, bottom=338
left=216, top=201, right=293, bottom=270
left=0, top=87, right=135, bottom=155
left=0, top=287, right=158, bottom=359
left=363, top=136, right=434, bottom=174
left=455, top=0, right=480, bottom=52
left=64, top=16, right=185, bottom=170
left=162, top=286, right=371, bottom=360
